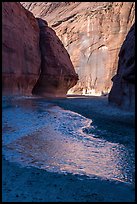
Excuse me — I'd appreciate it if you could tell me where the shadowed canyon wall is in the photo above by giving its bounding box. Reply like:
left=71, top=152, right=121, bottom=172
left=21, top=2, right=135, bottom=95
left=108, top=23, right=135, bottom=111
left=2, top=2, right=78, bottom=97
left=32, top=18, right=78, bottom=97
left=2, top=2, right=41, bottom=95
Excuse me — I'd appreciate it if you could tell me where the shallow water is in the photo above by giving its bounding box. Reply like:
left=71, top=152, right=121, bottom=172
left=2, top=96, right=135, bottom=184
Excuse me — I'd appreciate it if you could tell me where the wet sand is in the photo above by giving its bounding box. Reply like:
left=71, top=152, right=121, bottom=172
left=2, top=157, right=135, bottom=202
left=2, top=95, right=135, bottom=202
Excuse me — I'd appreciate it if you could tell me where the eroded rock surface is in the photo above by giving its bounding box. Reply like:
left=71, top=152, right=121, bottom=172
left=32, top=18, right=78, bottom=97
left=2, top=2, right=78, bottom=97
left=108, top=23, right=135, bottom=111
left=21, top=2, right=135, bottom=95
left=2, top=2, right=41, bottom=95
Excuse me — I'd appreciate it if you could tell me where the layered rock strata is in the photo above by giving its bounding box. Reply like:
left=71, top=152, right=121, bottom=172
left=108, top=23, right=135, bottom=111
left=21, top=2, right=135, bottom=95
left=32, top=18, right=78, bottom=97
left=2, top=2, right=78, bottom=97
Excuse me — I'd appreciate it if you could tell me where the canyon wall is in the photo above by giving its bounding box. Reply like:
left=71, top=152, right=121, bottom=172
left=2, top=2, right=78, bottom=97
left=2, top=2, right=41, bottom=95
left=21, top=2, right=135, bottom=95
left=108, top=23, right=135, bottom=111
left=32, top=18, right=78, bottom=97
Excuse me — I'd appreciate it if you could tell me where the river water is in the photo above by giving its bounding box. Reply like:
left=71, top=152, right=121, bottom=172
left=2, top=96, right=135, bottom=184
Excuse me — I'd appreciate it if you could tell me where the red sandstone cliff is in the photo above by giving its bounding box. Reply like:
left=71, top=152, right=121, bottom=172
left=108, top=23, right=135, bottom=111
left=21, top=2, right=135, bottom=95
left=2, top=2, right=78, bottom=97
left=2, top=2, right=41, bottom=95
left=32, top=18, right=78, bottom=97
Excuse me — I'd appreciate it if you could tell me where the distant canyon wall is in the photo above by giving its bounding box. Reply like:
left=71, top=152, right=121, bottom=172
left=21, top=2, right=135, bottom=95
left=2, top=2, right=78, bottom=97
left=108, top=23, right=135, bottom=111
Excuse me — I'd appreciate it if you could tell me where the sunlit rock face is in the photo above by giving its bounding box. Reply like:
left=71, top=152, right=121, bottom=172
left=21, top=2, right=135, bottom=95
left=2, top=2, right=41, bottom=95
left=32, top=18, right=78, bottom=97
left=108, top=23, right=135, bottom=111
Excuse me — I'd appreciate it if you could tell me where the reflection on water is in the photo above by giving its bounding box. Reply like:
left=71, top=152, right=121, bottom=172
left=2, top=96, right=134, bottom=183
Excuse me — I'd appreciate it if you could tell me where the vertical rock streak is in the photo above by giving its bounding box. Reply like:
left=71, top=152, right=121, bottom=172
left=21, top=2, right=135, bottom=95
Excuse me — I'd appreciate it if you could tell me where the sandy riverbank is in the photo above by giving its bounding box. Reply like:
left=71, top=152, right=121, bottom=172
left=2, top=95, right=135, bottom=202
left=2, top=157, right=135, bottom=202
